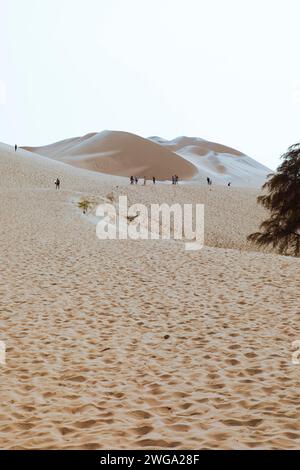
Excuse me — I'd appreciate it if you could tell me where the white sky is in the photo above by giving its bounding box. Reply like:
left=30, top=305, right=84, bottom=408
left=1, top=0, right=299, bottom=169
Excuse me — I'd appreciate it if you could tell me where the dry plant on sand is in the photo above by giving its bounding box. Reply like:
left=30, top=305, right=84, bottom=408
left=77, top=198, right=95, bottom=214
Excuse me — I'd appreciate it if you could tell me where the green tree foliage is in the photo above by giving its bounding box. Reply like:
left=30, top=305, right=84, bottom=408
left=248, top=144, right=300, bottom=256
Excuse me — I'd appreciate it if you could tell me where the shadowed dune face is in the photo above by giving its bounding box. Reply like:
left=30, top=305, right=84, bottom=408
left=23, top=131, right=198, bottom=181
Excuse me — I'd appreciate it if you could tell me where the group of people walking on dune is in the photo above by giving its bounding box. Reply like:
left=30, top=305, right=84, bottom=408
left=207, top=177, right=231, bottom=188
left=128, top=174, right=231, bottom=187
left=130, top=176, right=139, bottom=185
left=52, top=174, right=230, bottom=191
left=130, top=176, right=157, bottom=185
left=130, top=175, right=179, bottom=185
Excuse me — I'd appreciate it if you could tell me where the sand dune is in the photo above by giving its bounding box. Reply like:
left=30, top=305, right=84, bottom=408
left=23, top=130, right=270, bottom=187
left=1, top=143, right=300, bottom=450
left=23, top=131, right=197, bottom=181
left=149, top=136, right=271, bottom=187
left=149, top=135, right=244, bottom=156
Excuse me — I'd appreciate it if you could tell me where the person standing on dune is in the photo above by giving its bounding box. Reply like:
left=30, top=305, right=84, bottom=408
left=153, top=176, right=156, bottom=185
left=15, top=144, right=18, bottom=152
left=54, top=178, right=60, bottom=190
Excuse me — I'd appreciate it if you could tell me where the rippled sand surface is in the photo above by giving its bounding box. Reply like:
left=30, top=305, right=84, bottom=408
left=1, top=144, right=300, bottom=449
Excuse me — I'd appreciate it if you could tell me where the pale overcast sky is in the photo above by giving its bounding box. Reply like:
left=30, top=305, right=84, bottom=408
left=1, top=0, right=299, bottom=169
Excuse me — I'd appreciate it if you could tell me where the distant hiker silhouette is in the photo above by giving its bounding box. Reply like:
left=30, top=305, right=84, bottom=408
left=130, top=176, right=134, bottom=185
left=153, top=177, right=156, bottom=184
left=15, top=144, right=18, bottom=152
left=54, top=178, right=60, bottom=190
left=135, top=177, right=138, bottom=185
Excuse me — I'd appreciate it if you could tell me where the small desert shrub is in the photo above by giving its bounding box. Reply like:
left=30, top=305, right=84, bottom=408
left=78, top=198, right=94, bottom=214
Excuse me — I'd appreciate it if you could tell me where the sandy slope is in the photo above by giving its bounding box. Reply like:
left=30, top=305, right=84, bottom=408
left=23, top=131, right=271, bottom=187
left=1, top=144, right=300, bottom=450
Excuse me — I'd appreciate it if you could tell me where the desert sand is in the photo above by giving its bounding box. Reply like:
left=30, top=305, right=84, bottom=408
left=1, top=142, right=300, bottom=450
left=23, top=130, right=270, bottom=187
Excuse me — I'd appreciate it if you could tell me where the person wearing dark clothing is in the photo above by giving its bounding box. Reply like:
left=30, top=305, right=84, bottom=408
left=153, top=177, right=156, bottom=185
left=130, top=176, right=134, bottom=185
left=15, top=144, right=18, bottom=152
left=55, top=178, right=60, bottom=190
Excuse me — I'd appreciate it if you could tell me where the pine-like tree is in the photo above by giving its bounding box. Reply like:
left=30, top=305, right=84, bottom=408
left=248, top=143, right=300, bottom=256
